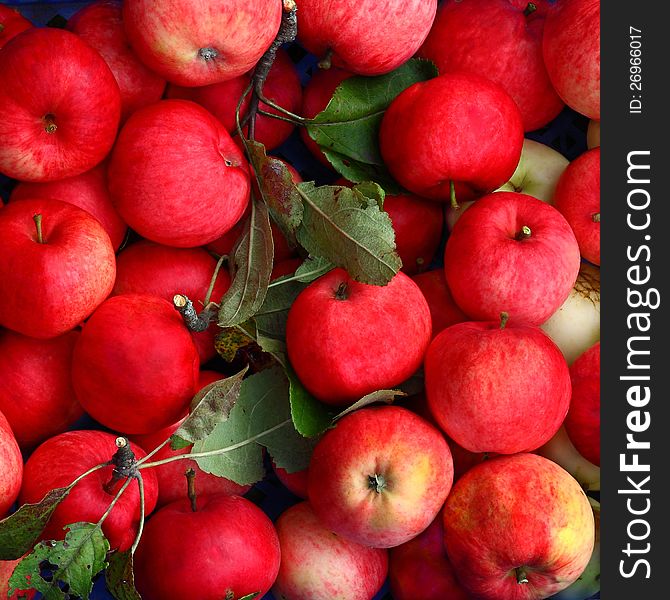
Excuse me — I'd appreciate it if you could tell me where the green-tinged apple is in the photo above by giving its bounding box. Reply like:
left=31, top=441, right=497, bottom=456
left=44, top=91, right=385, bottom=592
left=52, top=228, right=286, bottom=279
left=587, top=120, right=600, bottom=148
left=540, top=262, right=600, bottom=365
left=0, top=409, right=22, bottom=518
left=272, top=501, right=388, bottom=600
left=307, top=406, right=453, bottom=548
left=0, top=5, right=32, bottom=49
left=443, top=453, right=595, bottom=600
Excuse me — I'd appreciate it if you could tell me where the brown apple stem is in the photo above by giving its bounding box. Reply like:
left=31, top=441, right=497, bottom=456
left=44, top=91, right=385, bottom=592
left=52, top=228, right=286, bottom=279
left=334, top=281, right=349, bottom=300
left=103, top=437, right=138, bottom=495
left=592, top=212, right=601, bottom=223
left=43, top=113, right=57, bottom=134
left=203, top=254, right=227, bottom=306
left=186, top=468, right=198, bottom=512
left=368, top=473, right=387, bottom=494
left=33, top=214, right=45, bottom=244
left=515, top=225, right=532, bottom=241
left=499, top=311, right=510, bottom=330
left=450, top=181, right=459, bottom=210
left=523, top=3, right=537, bottom=17
left=515, top=567, right=530, bottom=584
left=173, top=294, right=216, bottom=333
left=318, top=48, right=333, bottom=70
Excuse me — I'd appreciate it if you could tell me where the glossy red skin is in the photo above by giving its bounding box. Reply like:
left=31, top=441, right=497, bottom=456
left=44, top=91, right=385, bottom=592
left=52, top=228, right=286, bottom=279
left=272, top=461, right=308, bottom=499
left=543, top=0, right=600, bottom=119
left=380, top=73, right=524, bottom=202
left=0, top=557, right=37, bottom=599
left=10, top=163, right=128, bottom=250
left=134, top=494, right=280, bottom=600
left=0, top=27, right=121, bottom=182
left=425, top=320, right=571, bottom=454
left=0, top=198, right=116, bottom=339
left=0, top=330, right=83, bottom=450
left=411, top=269, right=468, bottom=337
left=443, top=453, right=594, bottom=600
left=19, top=430, right=158, bottom=551
left=300, top=67, right=353, bottom=167
left=108, top=99, right=250, bottom=247
left=67, top=0, right=166, bottom=122
left=0, top=410, right=22, bottom=518
left=297, top=0, right=437, bottom=75
left=271, top=258, right=303, bottom=281
left=389, top=513, right=469, bottom=600
left=444, top=192, right=581, bottom=325
left=72, top=294, right=200, bottom=434
left=418, top=0, right=563, bottom=131
left=308, top=406, right=453, bottom=548
left=273, top=501, right=388, bottom=600
left=0, top=5, right=32, bottom=49
left=111, top=239, right=231, bottom=363
left=122, top=0, right=281, bottom=86
left=286, top=269, right=432, bottom=404
left=553, top=147, right=600, bottom=265
left=564, top=342, right=600, bottom=466
left=167, top=48, right=302, bottom=151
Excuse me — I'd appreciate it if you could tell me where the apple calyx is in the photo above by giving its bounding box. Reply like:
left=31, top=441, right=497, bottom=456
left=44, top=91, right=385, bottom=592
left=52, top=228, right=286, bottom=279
left=33, top=213, right=45, bottom=244
left=450, top=180, right=459, bottom=210
left=499, top=311, right=510, bottom=329
left=198, top=47, right=219, bottom=61
left=515, top=225, right=532, bottom=241
left=592, top=212, right=601, bottom=223
left=186, top=468, right=198, bottom=512
left=523, top=3, right=537, bottom=17
left=334, top=281, right=350, bottom=300
left=318, top=48, right=334, bottom=70
left=368, top=473, right=387, bottom=494
left=43, top=113, right=57, bottom=134
left=515, top=566, right=530, bottom=584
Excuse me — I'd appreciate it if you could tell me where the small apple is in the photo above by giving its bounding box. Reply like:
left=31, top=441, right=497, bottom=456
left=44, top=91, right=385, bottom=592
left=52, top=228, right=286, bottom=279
left=411, top=269, right=468, bottom=338
left=0, top=409, right=22, bottom=518
left=0, top=5, right=32, bottom=49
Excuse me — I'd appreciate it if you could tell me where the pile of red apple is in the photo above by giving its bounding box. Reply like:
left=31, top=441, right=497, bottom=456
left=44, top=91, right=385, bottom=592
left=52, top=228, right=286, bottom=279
left=0, top=1, right=601, bottom=599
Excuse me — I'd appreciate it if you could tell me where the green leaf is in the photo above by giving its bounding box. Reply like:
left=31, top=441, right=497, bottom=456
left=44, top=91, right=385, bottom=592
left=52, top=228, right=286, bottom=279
left=106, top=550, right=141, bottom=600
left=333, top=389, right=406, bottom=422
left=214, top=325, right=257, bottom=363
left=306, top=59, right=438, bottom=188
left=295, top=182, right=401, bottom=285
left=322, top=148, right=403, bottom=194
left=238, top=594, right=261, bottom=600
left=217, top=195, right=274, bottom=328
left=190, top=367, right=316, bottom=485
left=254, top=276, right=305, bottom=342
left=0, top=487, right=71, bottom=560
left=286, top=363, right=334, bottom=438
left=352, top=181, right=386, bottom=209
left=9, top=522, right=109, bottom=600
left=170, top=366, right=248, bottom=450
left=293, top=255, right=334, bottom=283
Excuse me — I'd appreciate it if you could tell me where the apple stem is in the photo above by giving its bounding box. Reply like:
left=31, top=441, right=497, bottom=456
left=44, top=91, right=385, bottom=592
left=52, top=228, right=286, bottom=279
left=33, top=214, right=45, bottom=244
left=523, top=3, right=537, bottom=17
left=592, top=212, right=601, bottom=223
left=318, top=48, right=333, bottom=70
left=499, top=311, right=509, bottom=329
left=334, top=281, right=349, bottom=300
left=43, top=114, right=57, bottom=134
left=450, top=180, right=459, bottom=210
left=173, top=294, right=216, bottom=332
left=515, top=225, right=532, bottom=241
left=515, top=566, right=530, bottom=584
left=186, top=468, right=198, bottom=512
left=103, top=437, right=138, bottom=495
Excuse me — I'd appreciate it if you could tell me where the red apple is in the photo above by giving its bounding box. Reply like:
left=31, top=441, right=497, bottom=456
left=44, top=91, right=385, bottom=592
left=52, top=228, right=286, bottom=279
left=71, top=294, right=200, bottom=434
left=411, top=269, right=468, bottom=337
left=108, top=99, right=250, bottom=248
left=0, top=409, right=22, bottom=518
left=0, top=5, right=32, bottom=49
left=0, top=557, right=36, bottom=600
left=272, top=460, right=308, bottom=499
left=425, top=317, right=571, bottom=454
left=166, top=48, right=302, bottom=151
left=444, top=192, right=581, bottom=325
left=308, top=406, right=453, bottom=548
left=297, top=0, right=438, bottom=75
left=0, top=329, right=83, bottom=451
left=122, top=0, right=282, bottom=86
left=0, top=27, right=121, bottom=182
left=272, top=258, right=303, bottom=281
left=19, top=430, right=158, bottom=551
left=286, top=269, right=431, bottom=405
left=443, top=453, right=594, bottom=599
left=553, top=147, right=600, bottom=265
left=10, top=163, right=128, bottom=250
left=272, top=501, right=388, bottom=600
left=418, top=0, right=563, bottom=131
left=0, top=198, right=116, bottom=339
left=67, top=0, right=167, bottom=122
left=134, top=494, right=280, bottom=600
left=389, top=512, right=469, bottom=600
left=564, top=342, right=600, bottom=467
left=543, top=0, right=600, bottom=119
left=380, top=72, right=524, bottom=202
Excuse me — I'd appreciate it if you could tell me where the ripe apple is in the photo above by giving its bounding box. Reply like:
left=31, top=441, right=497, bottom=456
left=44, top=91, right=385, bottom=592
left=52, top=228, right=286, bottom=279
left=272, top=461, right=308, bottom=499
left=108, top=99, right=250, bottom=248
left=296, top=0, right=438, bottom=75
left=0, top=409, right=22, bottom=518
left=112, top=239, right=231, bottom=363
left=67, top=0, right=167, bottom=122
left=564, top=342, right=600, bottom=467
left=10, top=163, right=128, bottom=250
left=389, top=512, right=469, bottom=600
left=418, top=0, right=563, bottom=131
left=0, top=5, right=32, bottom=49
left=0, top=198, right=116, bottom=339
left=272, top=501, right=388, bottom=600
left=19, top=430, right=158, bottom=551
left=425, top=317, right=571, bottom=454
left=308, top=406, right=453, bottom=548
left=286, top=269, right=432, bottom=404
left=553, top=147, right=601, bottom=265
left=380, top=72, right=524, bottom=203
left=587, top=120, right=600, bottom=149
left=0, top=329, right=83, bottom=450
left=411, top=269, right=468, bottom=338
left=543, top=0, right=600, bottom=119
left=540, top=261, right=600, bottom=365
left=122, top=0, right=282, bottom=86
left=167, top=48, right=302, bottom=151
left=0, top=27, right=121, bottom=182
left=444, top=192, right=581, bottom=325
left=0, top=557, right=36, bottom=600
left=71, top=294, right=200, bottom=434
left=134, top=494, right=280, bottom=600
left=443, top=453, right=595, bottom=599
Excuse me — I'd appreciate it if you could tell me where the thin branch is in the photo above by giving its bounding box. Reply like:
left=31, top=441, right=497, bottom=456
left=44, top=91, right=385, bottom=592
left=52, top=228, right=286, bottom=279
left=130, top=474, right=145, bottom=555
